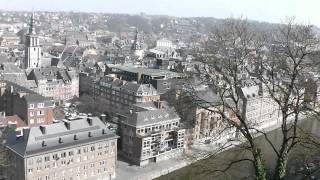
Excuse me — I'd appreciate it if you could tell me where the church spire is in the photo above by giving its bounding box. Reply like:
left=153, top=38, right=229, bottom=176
left=132, top=28, right=141, bottom=51
left=28, top=12, right=36, bottom=35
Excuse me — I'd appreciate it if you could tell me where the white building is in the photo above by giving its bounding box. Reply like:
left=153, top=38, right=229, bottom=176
left=24, top=13, right=42, bottom=69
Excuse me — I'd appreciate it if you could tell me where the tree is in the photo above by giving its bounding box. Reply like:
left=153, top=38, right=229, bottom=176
left=188, top=18, right=320, bottom=180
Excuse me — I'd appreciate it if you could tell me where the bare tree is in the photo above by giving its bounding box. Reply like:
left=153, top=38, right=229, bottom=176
left=184, top=18, right=320, bottom=180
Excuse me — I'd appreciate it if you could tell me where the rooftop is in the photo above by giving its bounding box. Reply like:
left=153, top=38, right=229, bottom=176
left=6, top=117, right=118, bottom=157
left=108, top=64, right=182, bottom=78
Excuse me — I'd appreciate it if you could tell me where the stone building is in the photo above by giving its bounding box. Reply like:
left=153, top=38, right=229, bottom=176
left=176, top=85, right=236, bottom=145
left=119, top=101, right=185, bottom=166
left=6, top=117, right=118, bottom=180
left=238, top=79, right=280, bottom=128
left=27, top=67, right=79, bottom=102
left=92, top=75, right=160, bottom=115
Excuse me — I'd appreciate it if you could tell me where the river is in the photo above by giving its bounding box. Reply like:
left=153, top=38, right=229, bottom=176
left=156, top=118, right=320, bottom=180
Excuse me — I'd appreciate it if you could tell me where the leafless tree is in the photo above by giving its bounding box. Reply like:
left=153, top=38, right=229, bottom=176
left=182, top=17, right=320, bottom=180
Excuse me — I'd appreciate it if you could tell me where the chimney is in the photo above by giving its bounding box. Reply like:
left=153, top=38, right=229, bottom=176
left=64, top=121, right=70, bottom=130
left=74, top=134, right=78, bottom=140
left=23, top=128, right=30, bottom=141
left=7, top=122, right=17, bottom=130
left=87, top=118, right=93, bottom=126
left=100, top=114, right=107, bottom=122
left=42, top=140, right=46, bottom=147
left=39, top=125, right=46, bottom=134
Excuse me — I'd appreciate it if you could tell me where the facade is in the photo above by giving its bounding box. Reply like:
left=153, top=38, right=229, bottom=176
left=6, top=117, right=118, bottom=180
left=176, top=86, right=235, bottom=145
left=12, top=93, right=54, bottom=127
left=119, top=101, right=185, bottom=166
left=27, top=67, right=79, bottom=101
left=106, top=64, right=182, bottom=94
left=0, top=81, right=54, bottom=127
left=239, top=79, right=280, bottom=128
left=92, top=75, right=160, bottom=115
left=0, top=33, right=20, bottom=46
left=24, top=13, right=42, bottom=69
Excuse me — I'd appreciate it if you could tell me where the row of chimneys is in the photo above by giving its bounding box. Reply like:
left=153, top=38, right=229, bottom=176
left=39, top=118, right=94, bottom=135
left=41, top=129, right=108, bottom=147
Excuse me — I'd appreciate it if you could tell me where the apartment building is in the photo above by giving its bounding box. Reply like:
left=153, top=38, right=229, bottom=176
left=238, top=79, right=280, bottom=128
left=0, top=81, right=54, bottom=127
left=27, top=67, right=79, bottom=102
left=119, top=101, right=185, bottom=166
left=92, top=75, right=160, bottom=115
left=6, top=117, right=118, bottom=180
left=176, top=85, right=236, bottom=145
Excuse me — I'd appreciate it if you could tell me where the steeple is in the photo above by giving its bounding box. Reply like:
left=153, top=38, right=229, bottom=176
left=131, top=29, right=141, bottom=51
left=24, top=12, right=41, bottom=69
left=28, top=13, right=36, bottom=35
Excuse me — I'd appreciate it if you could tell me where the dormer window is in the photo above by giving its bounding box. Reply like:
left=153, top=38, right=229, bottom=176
left=37, top=103, right=44, bottom=108
left=29, top=104, right=34, bottom=109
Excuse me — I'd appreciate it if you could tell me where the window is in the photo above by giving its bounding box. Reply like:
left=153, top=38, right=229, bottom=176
left=69, top=151, right=74, bottom=156
left=44, top=156, right=50, bottom=162
left=37, top=103, right=44, bottom=108
left=28, top=168, right=33, bottom=174
left=29, top=104, right=34, bottom=109
left=30, top=111, right=34, bottom=117
left=30, top=119, right=34, bottom=124
left=37, top=118, right=44, bottom=123
left=37, top=110, right=44, bottom=116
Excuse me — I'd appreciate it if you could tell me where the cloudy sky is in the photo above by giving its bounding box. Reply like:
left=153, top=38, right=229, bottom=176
left=0, top=0, right=318, bottom=26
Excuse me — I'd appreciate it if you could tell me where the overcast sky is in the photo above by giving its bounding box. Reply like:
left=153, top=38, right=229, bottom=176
left=0, top=0, right=318, bottom=26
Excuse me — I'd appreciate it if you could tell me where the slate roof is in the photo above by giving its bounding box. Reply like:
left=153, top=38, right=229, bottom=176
left=107, top=64, right=182, bottom=78
left=6, top=117, right=118, bottom=157
left=23, top=94, right=53, bottom=107
left=99, top=76, right=158, bottom=96
left=122, top=102, right=180, bottom=127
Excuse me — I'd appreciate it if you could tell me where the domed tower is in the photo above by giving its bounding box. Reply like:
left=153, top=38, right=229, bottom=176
left=131, top=29, right=144, bottom=60
left=24, top=13, right=42, bottom=69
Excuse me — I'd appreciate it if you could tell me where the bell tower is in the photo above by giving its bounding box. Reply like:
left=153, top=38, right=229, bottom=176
left=24, top=13, right=41, bottom=69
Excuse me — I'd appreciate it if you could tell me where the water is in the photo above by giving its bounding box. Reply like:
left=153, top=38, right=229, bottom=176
left=156, top=118, right=320, bottom=180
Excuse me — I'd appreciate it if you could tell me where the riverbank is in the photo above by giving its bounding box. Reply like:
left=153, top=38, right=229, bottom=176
left=115, top=116, right=317, bottom=180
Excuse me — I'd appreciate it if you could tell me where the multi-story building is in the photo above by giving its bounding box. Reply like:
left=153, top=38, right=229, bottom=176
left=119, top=101, right=185, bottom=166
left=27, top=67, right=79, bottom=102
left=92, top=75, right=160, bottom=115
left=12, top=93, right=54, bottom=127
left=0, top=80, right=54, bottom=127
left=6, top=117, right=119, bottom=180
left=238, top=79, right=280, bottom=128
left=176, top=85, right=236, bottom=145
left=106, top=64, right=183, bottom=94
left=0, top=33, right=20, bottom=46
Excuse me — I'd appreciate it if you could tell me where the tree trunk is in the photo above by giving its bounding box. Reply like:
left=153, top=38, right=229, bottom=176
left=253, top=148, right=267, bottom=180
left=274, top=153, right=288, bottom=180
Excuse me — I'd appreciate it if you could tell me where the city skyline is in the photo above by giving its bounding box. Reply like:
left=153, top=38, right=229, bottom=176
left=0, top=0, right=319, bottom=26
